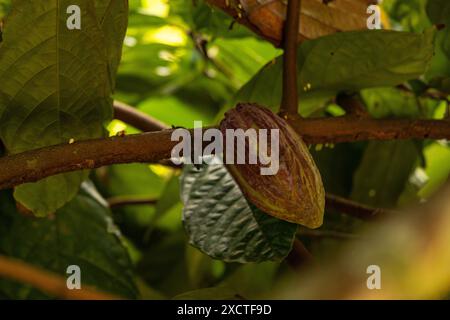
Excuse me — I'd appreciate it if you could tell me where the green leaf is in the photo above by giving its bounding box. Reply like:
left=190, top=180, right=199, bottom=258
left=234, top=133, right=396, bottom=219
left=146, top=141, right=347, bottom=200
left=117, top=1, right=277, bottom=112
left=0, top=0, right=126, bottom=215
left=142, top=173, right=182, bottom=240
left=361, top=87, right=441, bottom=119
left=0, top=183, right=138, bottom=299
left=351, top=141, right=420, bottom=207
left=234, top=29, right=436, bottom=115
left=312, top=143, right=363, bottom=197
left=95, top=0, right=128, bottom=89
left=152, top=174, right=181, bottom=223
left=424, top=0, right=450, bottom=79
left=181, top=163, right=297, bottom=263
left=221, top=262, right=280, bottom=299
left=209, top=37, right=281, bottom=88
left=137, top=232, right=192, bottom=297
left=419, top=141, right=450, bottom=198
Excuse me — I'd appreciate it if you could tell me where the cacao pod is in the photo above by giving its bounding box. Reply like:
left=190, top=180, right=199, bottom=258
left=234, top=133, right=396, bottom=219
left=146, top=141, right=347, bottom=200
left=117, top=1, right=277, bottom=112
left=220, top=103, right=325, bottom=228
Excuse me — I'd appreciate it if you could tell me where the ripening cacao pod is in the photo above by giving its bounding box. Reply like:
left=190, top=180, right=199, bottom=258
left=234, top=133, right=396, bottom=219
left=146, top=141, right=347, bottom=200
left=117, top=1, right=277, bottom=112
left=219, top=103, right=325, bottom=229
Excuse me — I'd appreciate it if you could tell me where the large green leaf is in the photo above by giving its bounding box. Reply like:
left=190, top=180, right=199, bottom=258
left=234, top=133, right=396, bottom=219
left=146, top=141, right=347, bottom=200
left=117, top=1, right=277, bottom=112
left=0, top=0, right=126, bottom=216
left=181, top=162, right=297, bottom=263
left=0, top=183, right=138, bottom=299
left=95, top=0, right=128, bottom=89
left=234, top=29, right=436, bottom=115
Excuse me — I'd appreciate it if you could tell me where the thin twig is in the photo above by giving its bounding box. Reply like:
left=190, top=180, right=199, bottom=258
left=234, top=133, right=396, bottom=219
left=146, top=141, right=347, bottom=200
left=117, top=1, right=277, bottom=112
left=108, top=196, right=158, bottom=208
left=114, top=101, right=168, bottom=131
left=0, top=255, right=121, bottom=300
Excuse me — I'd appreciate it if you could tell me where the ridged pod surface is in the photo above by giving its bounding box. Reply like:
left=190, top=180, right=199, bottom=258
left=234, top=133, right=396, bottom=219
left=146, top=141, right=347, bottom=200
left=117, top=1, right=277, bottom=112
left=220, top=103, right=325, bottom=228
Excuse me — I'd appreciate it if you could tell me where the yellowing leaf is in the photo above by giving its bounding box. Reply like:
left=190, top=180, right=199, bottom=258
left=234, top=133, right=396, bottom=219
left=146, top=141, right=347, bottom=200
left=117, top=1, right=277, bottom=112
left=210, top=0, right=378, bottom=44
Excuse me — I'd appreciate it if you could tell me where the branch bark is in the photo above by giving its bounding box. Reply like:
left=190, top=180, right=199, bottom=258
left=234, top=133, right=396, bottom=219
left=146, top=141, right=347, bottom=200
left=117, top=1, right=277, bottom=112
left=287, top=115, right=450, bottom=144
left=114, top=101, right=168, bottom=131
left=0, top=115, right=449, bottom=190
left=0, top=130, right=178, bottom=190
left=0, top=255, right=120, bottom=300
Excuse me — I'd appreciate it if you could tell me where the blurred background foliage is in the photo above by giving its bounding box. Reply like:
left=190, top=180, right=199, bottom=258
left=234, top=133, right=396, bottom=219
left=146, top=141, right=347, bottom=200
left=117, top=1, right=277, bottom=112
left=0, top=0, right=449, bottom=299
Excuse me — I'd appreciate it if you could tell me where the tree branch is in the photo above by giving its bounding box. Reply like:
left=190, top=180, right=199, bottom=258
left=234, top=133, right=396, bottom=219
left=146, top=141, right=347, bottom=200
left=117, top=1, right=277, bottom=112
left=114, top=101, right=168, bottom=131
left=287, top=115, right=450, bottom=144
left=280, top=0, right=301, bottom=116
left=0, top=255, right=120, bottom=300
left=0, top=114, right=449, bottom=190
left=0, top=130, right=178, bottom=190
left=108, top=196, right=158, bottom=209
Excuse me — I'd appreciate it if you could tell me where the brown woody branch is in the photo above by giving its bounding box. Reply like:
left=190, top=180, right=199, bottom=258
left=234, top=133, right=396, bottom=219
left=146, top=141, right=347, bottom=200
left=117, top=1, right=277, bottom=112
left=0, top=114, right=449, bottom=190
left=0, top=130, right=178, bottom=190
left=108, top=196, right=158, bottom=208
left=0, top=255, right=120, bottom=300
left=287, top=115, right=450, bottom=144
left=114, top=101, right=169, bottom=131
